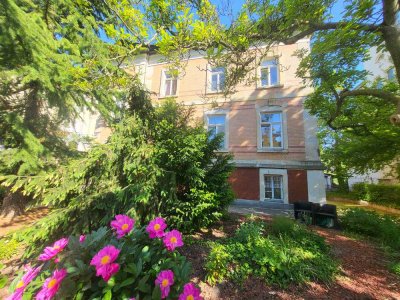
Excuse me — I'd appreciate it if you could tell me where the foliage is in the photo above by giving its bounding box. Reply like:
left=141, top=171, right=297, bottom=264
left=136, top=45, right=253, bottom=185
left=351, top=183, right=400, bottom=209
left=205, top=218, right=337, bottom=287
left=8, top=220, right=193, bottom=300
left=340, top=208, right=400, bottom=251
left=0, top=238, right=20, bottom=261
left=9, top=98, right=234, bottom=257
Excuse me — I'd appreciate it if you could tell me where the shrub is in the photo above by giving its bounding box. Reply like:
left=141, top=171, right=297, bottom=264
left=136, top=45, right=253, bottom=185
left=351, top=183, right=400, bottom=209
left=7, top=215, right=200, bottom=300
left=0, top=238, right=20, bottom=261
left=340, top=208, right=400, bottom=250
left=205, top=218, right=337, bottom=287
left=8, top=98, right=234, bottom=256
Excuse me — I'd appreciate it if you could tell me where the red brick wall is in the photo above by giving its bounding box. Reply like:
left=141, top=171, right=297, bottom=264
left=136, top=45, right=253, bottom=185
left=229, top=168, right=259, bottom=200
left=288, top=170, right=308, bottom=203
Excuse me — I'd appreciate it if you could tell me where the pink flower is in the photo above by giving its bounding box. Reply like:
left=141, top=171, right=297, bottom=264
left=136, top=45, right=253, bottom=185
left=155, top=270, right=174, bottom=299
left=146, top=217, right=167, bottom=239
left=110, top=214, right=135, bottom=238
left=7, top=265, right=41, bottom=300
left=163, top=230, right=183, bottom=251
left=178, top=283, right=203, bottom=300
left=79, top=235, right=86, bottom=243
left=38, top=238, right=68, bottom=261
left=90, top=245, right=120, bottom=282
left=35, top=269, right=67, bottom=300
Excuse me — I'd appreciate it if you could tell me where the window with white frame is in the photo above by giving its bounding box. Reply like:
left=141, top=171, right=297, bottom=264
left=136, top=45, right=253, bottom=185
left=388, top=67, right=396, bottom=81
left=264, top=175, right=283, bottom=200
left=209, top=67, right=225, bottom=92
left=207, top=114, right=226, bottom=149
left=260, top=112, right=282, bottom=148
left=259, top=59, right=279, bottom=87
left=162, top=71, right=177, bottom=96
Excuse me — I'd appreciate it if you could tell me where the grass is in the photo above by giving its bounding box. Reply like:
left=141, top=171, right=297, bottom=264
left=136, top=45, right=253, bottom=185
left=0, top=238, right=20, bottom=261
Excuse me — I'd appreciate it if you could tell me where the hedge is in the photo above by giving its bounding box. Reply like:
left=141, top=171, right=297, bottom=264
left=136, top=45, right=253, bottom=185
left=352, top=182, right=400, bottom=209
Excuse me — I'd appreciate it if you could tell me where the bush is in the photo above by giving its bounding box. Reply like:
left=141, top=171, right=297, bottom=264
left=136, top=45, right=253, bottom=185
left=351, top=183, right=400, bottom=209
left=7, top=215, right=199, bottom=300
left=340, top=208, right=400, bottom=251
left=0, top=238, right=20, bottom=261
left=205, top=218, right=337, bottom=287
left=9, top=98, right=234, bottom=256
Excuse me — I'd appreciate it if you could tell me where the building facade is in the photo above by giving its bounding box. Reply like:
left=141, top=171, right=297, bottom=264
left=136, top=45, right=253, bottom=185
left=124, top=40, right=326, bottom=204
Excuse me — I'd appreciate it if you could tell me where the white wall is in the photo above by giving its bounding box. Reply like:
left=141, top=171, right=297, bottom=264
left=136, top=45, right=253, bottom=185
left=307, top=170, right=326, bottom=203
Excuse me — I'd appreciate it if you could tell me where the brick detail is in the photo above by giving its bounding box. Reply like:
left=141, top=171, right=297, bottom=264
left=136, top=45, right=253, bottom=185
left=229, top=168, right=259, bottom=200
left=288, top=169, right=308, bottom=203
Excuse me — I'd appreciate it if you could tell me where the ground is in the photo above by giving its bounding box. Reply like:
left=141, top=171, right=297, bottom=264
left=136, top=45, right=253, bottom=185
left=1, top=207, right=400, bottom=299
left=180, top=214, right=400, bottom=300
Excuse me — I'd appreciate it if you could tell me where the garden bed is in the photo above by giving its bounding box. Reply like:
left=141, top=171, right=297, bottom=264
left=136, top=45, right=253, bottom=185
left=180, top=214, right=400, bottom=299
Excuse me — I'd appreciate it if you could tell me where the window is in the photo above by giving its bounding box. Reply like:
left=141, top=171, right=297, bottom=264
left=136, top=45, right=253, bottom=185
left=207, top=114, right=226, bottom=149
left=209, top=67, right=225, bottom=92
left=162, top=71, right=177, bottom=96
left=264, top=175, right=283, bottom=200
left=259, top=59, right=279, bottom=87
left=260, top=112, right=282, bottom=148
left=388, top=67, right=396, bottom=81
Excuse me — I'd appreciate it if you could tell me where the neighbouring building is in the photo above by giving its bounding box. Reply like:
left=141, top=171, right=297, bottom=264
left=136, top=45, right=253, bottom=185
left=74, top=40, right=327, bottom=204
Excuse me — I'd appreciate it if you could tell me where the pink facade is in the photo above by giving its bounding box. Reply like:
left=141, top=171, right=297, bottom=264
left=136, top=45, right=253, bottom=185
left=127, top=40, right=326, bottom=203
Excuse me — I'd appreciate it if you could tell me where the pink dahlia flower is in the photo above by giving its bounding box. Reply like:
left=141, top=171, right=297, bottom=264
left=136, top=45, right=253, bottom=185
left=146, top=217, right=167, bottom=239
left=110, top=214, right=134, bottom=238
left=79, top=235, right=86, bottom=243
left=38, top=238, right=68, bottom=261
left=155, top=270, right=174, bottom=299
left=178, top=283, right=203, bottom=300
left=90, top=245, right=120, bottom=282
left=36, top=269, right=67, bottom=300
left=6, top=265, right=41, bottom=300
left=163, top=230, right=183, bottom=251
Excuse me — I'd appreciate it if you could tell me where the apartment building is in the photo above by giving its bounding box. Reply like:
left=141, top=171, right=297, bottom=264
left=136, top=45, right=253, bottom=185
left=123, top=40, right=326, bottom=204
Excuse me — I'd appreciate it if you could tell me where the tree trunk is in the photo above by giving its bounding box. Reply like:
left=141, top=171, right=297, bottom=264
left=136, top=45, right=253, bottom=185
left=0, top=188, right=29, bottom=218
left=23, top=81, right=41, bottom=134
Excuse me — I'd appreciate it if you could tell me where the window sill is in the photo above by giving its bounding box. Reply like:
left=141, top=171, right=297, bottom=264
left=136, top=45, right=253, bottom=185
left=256, top=84, right=284, bottom=90
left=158, top=95, right=178, bottom=99
left=206, top=90, right=224, bottom=95
left=257, top=148, right=288, bottom=153
left=214, top=149, right=229, bottom=153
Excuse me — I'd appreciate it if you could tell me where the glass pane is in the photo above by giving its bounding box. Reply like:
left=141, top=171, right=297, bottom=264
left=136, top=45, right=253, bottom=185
left=274, top=187, right=282, bottom=200
left=261, top=68, right=269, bottom=86
left=273, top=176, right=282, bottom=188
left=208, top=126, right=216, bottom=140
left=261, top=113, right=281, bottom=123
left=165, top=72, right=172, bottom=79
left=270, top=66, right=278, bottom=85
left=171, top=79, right=177, bottom=95
left=261, top=125, right=271, bottom=147
left=208, top=115, right=225, bottom=125
left=261, top=59, right=277, bottom=67
left=388, top=67, right=395, bottom=80
left=216, top=125, right=225, bottom=135
left=211, top=74, right=218, bottom=91
left=212, top=67, right=225, bottom=73
left=264, top=176, right=272, bottom=199
left=272, top=124, right=282, bottom=147
left=165, top=80, right=171, bottom=95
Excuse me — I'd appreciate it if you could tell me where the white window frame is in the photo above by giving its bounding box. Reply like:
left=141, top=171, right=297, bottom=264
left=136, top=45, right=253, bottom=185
left=207, top=65, right=226, bottom=93
left=257, top=58, right=280, bottom=88
left=204, top=109, right=229, bottom=151
left=259, top=168, right=288, bottom=203
left=256, top=105, right=288, bottom=151
left=159, top=69, right=178, bottom=97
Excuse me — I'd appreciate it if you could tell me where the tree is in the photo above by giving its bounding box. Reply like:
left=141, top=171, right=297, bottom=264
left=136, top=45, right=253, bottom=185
left=154, top=0, right=400, bottom=175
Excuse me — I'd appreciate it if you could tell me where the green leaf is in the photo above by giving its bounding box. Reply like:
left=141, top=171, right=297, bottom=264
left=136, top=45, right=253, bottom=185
left=103, top=289, right=112, bottom=300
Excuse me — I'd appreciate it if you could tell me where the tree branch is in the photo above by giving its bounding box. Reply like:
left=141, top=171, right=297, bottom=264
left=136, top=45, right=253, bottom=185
left=339, top=88, right=400, bottom=105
